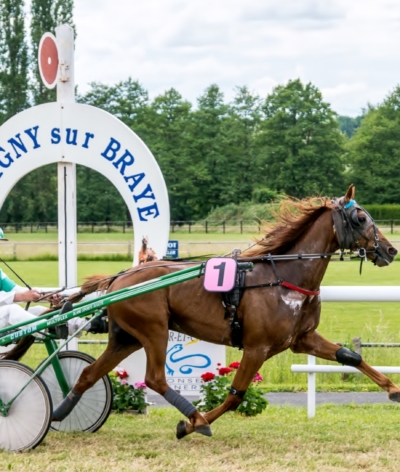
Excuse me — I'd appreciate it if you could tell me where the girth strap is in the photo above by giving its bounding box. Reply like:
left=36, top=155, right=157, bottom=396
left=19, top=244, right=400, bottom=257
left=222, top=269, right=246, bottom=349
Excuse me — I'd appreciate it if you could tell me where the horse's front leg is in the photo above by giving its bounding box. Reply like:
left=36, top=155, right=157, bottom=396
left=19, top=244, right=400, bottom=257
left=177, top=347, right=266, bottom=439
left=292, top=330, right=400, bottom=401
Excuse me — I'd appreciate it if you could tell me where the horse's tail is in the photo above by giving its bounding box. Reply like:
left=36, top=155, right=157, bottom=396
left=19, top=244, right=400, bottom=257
left=67, top=274, right=112, bottom=304
left=0, top=336, right=35, bottom=361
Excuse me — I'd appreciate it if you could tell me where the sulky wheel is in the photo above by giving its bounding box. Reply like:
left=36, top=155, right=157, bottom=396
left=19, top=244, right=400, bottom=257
left=39, top=351, right=113, bottom=433
left=0, top=360, right=53, bottom=452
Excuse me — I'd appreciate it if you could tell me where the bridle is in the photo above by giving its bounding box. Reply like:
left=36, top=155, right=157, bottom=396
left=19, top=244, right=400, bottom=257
left=331, top=198, right=381, bottom=270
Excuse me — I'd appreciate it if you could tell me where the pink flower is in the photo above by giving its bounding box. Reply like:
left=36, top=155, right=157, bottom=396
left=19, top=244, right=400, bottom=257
left=253, top=372, right=263, bottom=382
left=201, top=372, right=216, bottom=382
left=134, top=381, right=147, bottom=389
left=121, top=379, right=128, bottom=385
left=218, top=367, right=233, bottom=376
left=229, top=361, right=240, bottom=369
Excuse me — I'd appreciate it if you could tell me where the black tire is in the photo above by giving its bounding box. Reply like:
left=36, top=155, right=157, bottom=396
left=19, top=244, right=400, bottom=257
left=0, top=360, right=52, bottom=452
left=39, top=351, right=113, bottom=433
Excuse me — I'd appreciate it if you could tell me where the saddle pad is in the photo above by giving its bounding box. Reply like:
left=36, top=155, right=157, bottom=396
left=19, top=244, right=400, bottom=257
left=203, top=257, right=238, bottom=292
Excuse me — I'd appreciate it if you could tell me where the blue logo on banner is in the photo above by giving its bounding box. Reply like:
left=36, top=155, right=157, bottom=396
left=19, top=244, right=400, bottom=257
left=167, top=240, right=179, bottom=258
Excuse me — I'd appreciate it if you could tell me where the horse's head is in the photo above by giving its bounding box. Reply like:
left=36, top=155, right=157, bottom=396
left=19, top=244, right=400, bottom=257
left=332, top=184, right=397, bottom=267
left=141, top=236, right=148, bottom=246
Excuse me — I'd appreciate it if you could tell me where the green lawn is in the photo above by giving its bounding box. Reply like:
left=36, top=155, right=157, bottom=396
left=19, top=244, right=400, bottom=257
left=5, top=257, right=398, bottom=287
left=2, top=406, right=400, bottom=471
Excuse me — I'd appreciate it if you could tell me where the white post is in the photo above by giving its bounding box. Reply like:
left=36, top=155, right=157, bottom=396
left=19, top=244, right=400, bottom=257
left=307, top=355, right=316, bottom=418
left=56, top=25, right=77, bottom=350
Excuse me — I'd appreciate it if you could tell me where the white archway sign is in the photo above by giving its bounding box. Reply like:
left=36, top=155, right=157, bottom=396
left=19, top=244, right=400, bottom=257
left=0, top=102, right=170, bottom=267
left=0, top=24, right=223, bottom=388
left=0, top=24, right=169, bottom=286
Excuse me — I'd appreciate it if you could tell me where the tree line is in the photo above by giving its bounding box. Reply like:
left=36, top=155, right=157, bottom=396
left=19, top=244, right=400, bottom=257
left=0, top=0, right=399, bottom=224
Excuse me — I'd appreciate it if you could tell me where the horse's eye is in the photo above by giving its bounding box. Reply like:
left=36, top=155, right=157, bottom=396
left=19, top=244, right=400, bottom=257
left=359, top=216, right=366, bottom=224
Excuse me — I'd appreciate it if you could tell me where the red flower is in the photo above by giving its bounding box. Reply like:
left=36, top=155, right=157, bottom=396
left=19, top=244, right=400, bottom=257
left=218, top=367, right=233, bottom=376
left=201, top=372, right=216, bottom=382
left=217, top=363, right=221, bottom=366
left=229, top=361, right=240, bottom=369
left=115, top=368, right=128, bottom=379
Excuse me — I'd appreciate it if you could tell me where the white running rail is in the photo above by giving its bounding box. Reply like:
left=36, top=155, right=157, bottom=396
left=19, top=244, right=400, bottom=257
left=291, top=355, right=400, bottom=417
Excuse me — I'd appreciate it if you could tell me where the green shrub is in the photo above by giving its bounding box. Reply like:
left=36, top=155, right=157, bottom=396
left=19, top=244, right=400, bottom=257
left=364, top=204, right=400, bottom=220
left=252, top=187, right=285, bottom=203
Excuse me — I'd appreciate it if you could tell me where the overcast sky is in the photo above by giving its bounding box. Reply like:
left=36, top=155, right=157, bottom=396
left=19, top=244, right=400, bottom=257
left=33, top=0, right=400, bottom=116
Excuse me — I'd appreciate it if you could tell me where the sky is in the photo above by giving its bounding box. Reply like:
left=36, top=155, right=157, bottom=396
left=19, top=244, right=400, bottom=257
left=32, top=0, right=400, bottom=116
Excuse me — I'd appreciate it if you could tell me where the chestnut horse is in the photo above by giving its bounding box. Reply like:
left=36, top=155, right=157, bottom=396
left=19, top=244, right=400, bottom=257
left=12, top=186, right=400, bottom=438
left=138, top=236, right=157, bottom=264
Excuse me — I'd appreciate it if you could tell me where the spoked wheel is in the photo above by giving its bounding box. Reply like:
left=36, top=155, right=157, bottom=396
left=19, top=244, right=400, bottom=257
left=39, top=351, right=113, bottom=432
left=0, top=360, right=52, bottom=452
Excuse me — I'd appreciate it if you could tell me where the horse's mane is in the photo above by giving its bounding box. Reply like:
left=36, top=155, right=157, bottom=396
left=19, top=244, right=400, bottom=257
left=244, top=197, right=333, bottom=257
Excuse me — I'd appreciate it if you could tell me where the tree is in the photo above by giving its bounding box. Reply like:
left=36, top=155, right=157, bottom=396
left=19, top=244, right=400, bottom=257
left=149, top=88, right=198, bottom=221
left=257, top=79, right=345, bottom=199
left=76, top=166, right=128, bottom=223
left=223, top=86, right=263, bottom=203
left=30, top=0, right=76, bottom=105
left=189, top=84, right=233, bottom=217
left=0, top=165, right=58, bottom=223
left=337, top=115, right=363, bottom=138
left=347, top=86, right=400, bottom=203
left=0, top=0, right=29, bottom=123
left=77, top=82, right=116, bottom=113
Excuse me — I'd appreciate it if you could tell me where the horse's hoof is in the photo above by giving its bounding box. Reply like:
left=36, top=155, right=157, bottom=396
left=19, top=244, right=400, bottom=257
left=194, top=424, right=212, bottom=437
left=176, top=420, right=188, bottom=440
left=389, top=391, right=400, bottom=403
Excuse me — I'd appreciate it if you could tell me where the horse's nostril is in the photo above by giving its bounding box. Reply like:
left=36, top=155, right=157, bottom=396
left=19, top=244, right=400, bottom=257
left=388, top=247, right=398, bottom=256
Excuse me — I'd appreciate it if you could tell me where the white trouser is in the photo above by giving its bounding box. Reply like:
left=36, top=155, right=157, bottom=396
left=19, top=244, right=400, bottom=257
left=0, top=304, right=87, bottom=336
left=0, top=304, right=46, bottom=331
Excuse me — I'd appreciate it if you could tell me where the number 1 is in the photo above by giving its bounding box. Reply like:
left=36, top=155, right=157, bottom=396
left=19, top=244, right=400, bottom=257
left=213, top=262, right=226, bottom=286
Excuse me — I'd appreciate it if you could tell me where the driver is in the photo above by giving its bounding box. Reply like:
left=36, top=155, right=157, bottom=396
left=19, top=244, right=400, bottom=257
left=0, top=227, right=88, bottom=338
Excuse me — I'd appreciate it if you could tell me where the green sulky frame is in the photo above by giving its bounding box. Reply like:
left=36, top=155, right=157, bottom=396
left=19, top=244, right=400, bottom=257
left=0, top=262, right=253, bottom=415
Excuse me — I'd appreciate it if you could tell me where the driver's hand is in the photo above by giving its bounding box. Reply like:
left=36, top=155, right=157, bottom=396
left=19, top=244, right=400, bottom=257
left=48, top=293, right=63, bottom=304
left=14, top=289, right=42, bottom=303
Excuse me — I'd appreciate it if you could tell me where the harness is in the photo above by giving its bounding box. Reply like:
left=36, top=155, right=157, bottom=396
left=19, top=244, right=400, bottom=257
left=221, top=253, right=320, bottom=349
left=222, top=198, right=381, bottom=349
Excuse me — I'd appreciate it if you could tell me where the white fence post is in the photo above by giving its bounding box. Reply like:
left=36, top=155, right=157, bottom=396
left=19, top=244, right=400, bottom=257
left=307, top=355, right=316, bottom=418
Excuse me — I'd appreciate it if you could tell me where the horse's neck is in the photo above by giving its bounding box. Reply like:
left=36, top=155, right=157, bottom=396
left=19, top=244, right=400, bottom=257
left=280, top=210, right=338, bottom=289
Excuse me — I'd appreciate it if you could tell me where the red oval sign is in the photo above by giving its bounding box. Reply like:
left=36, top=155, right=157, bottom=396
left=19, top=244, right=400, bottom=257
left=38, top=33, right=59, bottom=89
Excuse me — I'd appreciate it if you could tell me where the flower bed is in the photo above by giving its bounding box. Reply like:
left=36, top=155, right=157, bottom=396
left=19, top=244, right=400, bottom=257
left=111, top=367, right=150, bottom=414
left=193, top=362, right=268, bottom=416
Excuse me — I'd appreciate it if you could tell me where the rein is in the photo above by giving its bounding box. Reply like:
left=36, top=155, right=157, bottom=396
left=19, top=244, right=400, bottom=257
left=240, top=254, right=321, bottom=296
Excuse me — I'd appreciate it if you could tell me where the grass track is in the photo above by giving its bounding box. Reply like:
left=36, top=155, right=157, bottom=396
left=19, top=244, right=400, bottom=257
left=2, top=406, right=400, bottom=471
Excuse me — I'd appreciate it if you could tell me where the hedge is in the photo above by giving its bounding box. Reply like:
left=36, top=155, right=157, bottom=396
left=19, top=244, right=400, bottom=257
left=363, top=204, right=400, bottom=220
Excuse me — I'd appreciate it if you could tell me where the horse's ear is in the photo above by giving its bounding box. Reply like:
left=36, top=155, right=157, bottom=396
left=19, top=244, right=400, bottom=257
left=344, top=184, right=355, bottom=203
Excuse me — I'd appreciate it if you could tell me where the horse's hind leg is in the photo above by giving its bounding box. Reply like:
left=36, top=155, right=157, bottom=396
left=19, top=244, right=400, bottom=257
left=52, top=341, right=140, bottom=421
left=292, top=330, right=400, bottom=401
left=141, top=335, right=212, bottom=439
